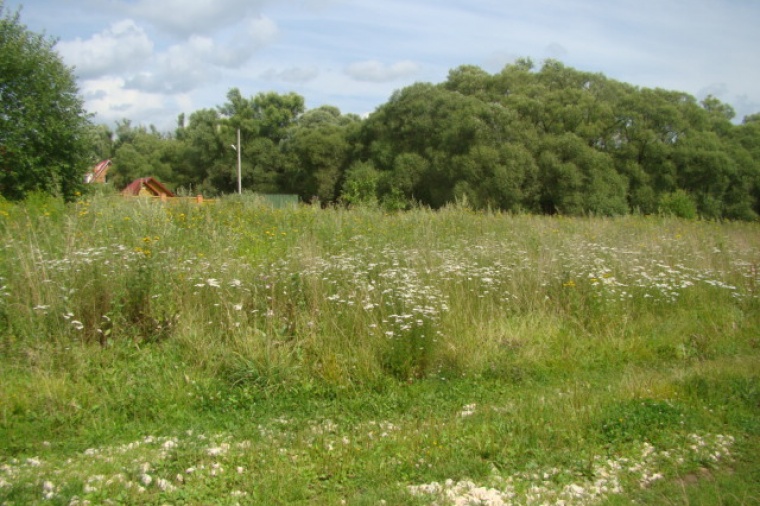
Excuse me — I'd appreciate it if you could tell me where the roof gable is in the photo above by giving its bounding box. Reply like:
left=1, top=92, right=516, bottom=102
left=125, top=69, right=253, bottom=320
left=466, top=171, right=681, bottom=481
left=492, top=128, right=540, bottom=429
left=85, top=160, right=111, bottom=183
left=121, top=177, right=175, bottom=197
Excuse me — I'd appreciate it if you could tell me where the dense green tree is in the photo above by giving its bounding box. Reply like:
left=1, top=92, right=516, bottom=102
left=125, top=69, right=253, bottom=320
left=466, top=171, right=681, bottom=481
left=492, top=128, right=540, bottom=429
left=175, top=109, right=229, bottom=194
left=538, top=133, right=627, bottom=215
left=251, top=91, right=305, bottom=142
left=218, top=88, right=257, bottom=135
left=732, top=115, right=760, bottom=216
left=0, top=2, right=92, bottom=200
left=87, top=124, right=115, bottom=163
left=245, top=137, right=287, bottom=194
left=110, top=123, right=178, bottom=190
left=282, top=119, right=352, bottom=201
left=385, top=152, right=428, bottom=200
left=216, top=88, right=307, bottom=193
left=701, top=95, right=736, bottom=136
left=444, top=64, right=492, bottom=98
left=361, top=81, right=523, bottom=209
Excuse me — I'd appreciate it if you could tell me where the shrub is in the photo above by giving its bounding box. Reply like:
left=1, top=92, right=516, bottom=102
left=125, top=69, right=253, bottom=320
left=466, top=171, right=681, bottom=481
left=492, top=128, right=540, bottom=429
left=659, top=190, right=697, bottom=219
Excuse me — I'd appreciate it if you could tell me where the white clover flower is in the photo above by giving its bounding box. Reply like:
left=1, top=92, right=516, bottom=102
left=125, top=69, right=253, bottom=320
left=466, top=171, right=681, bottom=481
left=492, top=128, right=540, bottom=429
left=157, top=478, right=175, bottom=492
left=565, top=483, right=586, bottom=497
left=207, top=443, right=229, bottom=457
left=42, top=480, right=55, bottom=499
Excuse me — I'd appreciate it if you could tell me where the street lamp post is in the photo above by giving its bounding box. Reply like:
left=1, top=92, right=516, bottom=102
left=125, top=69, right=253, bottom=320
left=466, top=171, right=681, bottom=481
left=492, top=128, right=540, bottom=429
left=230, top=128, right=242, bottom=194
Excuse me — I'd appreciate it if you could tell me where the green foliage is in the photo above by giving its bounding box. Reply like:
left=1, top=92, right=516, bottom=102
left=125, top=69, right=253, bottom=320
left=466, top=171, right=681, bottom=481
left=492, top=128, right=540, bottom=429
left=348, top=60, right=758, bottom=217
left=380, top=321, right=438, bottom=381
left=0, top=2, right=92, bottom=201
left=251, top=91, right=305, bottom=142
left=340, top=160, right=380, bottom=206
left=110, top=123, right=179, bottom=190
left=174, top=109, right=227, bottom=194
left=659, top=189, right=698, bottom=219
left=283, top=119, right=352, bottom=201
left=537, top=133, right=628, bottom=215
left=597, top=399, right=688, bottom=445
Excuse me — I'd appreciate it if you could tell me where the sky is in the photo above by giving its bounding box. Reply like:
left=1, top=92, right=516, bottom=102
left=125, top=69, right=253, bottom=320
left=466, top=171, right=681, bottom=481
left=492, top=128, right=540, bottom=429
left=7, top=0, right=760, bottom=132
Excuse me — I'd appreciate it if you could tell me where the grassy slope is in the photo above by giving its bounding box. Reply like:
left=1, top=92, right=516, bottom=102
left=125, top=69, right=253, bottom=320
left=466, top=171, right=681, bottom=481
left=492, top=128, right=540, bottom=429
left=0, top=195, right=758, bottom=505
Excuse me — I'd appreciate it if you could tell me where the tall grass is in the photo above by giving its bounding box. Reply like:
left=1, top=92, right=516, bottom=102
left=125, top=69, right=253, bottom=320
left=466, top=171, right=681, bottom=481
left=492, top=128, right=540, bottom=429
left=1, top=194, right=758, bottom=504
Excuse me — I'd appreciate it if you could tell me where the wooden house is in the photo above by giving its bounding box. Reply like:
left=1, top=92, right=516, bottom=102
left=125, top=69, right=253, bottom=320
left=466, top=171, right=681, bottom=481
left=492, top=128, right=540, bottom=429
left=121, top=177, right=176, bottom=198
left=84, top=159, right=111, bottom=183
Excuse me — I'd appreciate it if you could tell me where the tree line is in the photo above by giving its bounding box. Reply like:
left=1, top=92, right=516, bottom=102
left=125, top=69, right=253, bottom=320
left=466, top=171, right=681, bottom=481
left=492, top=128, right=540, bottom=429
left=3, top=4, right=759, bottom=218
left=100, top=59, right=760, bottom=219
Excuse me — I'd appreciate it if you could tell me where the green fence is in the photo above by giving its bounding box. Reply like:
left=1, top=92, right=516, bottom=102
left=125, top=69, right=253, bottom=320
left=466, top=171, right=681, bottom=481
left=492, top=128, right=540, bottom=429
left=257, top=194, right=300, bottom=209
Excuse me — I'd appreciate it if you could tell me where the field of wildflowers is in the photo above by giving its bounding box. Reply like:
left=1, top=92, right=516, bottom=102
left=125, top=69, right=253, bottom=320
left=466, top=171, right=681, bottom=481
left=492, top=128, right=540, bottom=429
left=1, top=194, right=759, bottom=505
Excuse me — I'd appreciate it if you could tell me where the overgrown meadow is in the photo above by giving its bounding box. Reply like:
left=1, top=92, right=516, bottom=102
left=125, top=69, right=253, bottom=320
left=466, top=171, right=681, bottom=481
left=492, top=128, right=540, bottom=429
left=1, top=194, right=759, bottom=505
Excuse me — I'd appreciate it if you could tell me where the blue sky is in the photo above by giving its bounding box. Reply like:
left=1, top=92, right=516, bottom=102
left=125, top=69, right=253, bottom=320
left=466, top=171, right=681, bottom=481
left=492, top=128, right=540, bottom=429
left=7, top=0, right=760, bottom=131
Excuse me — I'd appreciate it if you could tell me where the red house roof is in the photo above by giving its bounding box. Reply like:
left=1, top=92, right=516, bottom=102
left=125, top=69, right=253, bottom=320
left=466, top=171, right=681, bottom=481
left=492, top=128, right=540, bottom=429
left=121, top=177, right=175, bottom=197
left=85, top=159, right=111, bottom=183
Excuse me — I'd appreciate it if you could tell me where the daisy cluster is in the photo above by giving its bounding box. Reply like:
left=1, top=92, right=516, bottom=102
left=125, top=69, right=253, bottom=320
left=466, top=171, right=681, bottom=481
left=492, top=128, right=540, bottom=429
left=0, top=418, right=402, bottom=504
left=11, top=225, right=756, bottom=342
left=0, top=432, right=253, bottom=504
left=296, top=246, right=449, bottom=338
left=0, top=398, right=736, bottom=506
left=408, top=433, right=735, bottom=506
left=552, top=240, right=751, bottom=303
left=30, top=244, right=150, bottom=277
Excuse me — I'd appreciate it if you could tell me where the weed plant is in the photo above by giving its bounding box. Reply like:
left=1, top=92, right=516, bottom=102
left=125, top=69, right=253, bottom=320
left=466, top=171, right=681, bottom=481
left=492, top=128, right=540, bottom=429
left=0, top=193, right=758, bottom=504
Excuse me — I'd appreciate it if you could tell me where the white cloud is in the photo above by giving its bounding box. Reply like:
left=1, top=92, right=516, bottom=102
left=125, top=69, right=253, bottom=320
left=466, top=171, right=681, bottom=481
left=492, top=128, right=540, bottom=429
left=125, top=0, right=270, bottom=37
left=79, top=77, right=165, bottom=124
left=125, top=39, right=218, bottom=93
left=55, top=8, right=282, bottom=131
left=122, top=16, right=278, bottom=94
left=57, top=20, right=153, bottom=79
left=344, top=60, right=421, bottom=83
left=243, top=16, right=280, bottom=49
